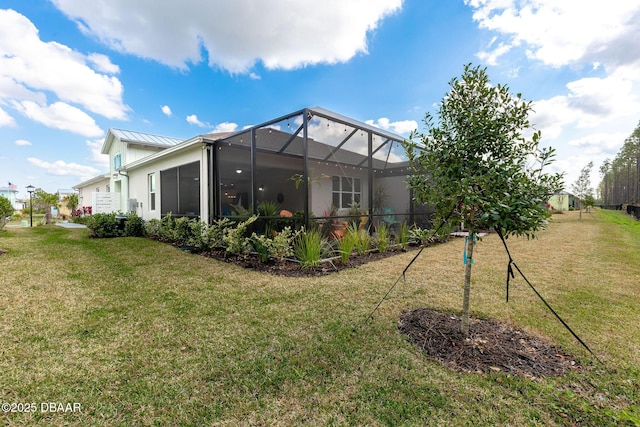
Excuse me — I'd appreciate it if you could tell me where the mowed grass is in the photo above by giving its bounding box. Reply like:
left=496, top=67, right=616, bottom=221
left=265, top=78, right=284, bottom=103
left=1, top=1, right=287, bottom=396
left=0, top=210, right=638, bottom=426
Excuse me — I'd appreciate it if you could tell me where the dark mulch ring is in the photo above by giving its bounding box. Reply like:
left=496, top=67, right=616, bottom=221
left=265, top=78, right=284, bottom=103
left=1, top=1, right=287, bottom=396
left=399, top=308, right=582, bottom=379
left=199, top=246, right=415, bottom=277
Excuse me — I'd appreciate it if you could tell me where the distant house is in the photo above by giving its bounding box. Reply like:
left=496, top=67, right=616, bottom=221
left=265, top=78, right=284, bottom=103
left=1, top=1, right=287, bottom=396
left=548, top=191, right=574, bottom=212
left=55, top=189, right=79, bottom=217
left=75, top=107, right=431, bottom=228
left=0, top=184, right=21, bottom=211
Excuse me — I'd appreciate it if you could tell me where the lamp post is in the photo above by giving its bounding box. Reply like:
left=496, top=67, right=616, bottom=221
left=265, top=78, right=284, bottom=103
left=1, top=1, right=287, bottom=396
left=26, top=185, right=34, bottom=227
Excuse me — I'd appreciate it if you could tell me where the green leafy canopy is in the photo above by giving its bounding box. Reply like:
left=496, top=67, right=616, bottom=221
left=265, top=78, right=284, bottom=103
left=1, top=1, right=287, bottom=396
left=404, top=64, right=564, bottom=238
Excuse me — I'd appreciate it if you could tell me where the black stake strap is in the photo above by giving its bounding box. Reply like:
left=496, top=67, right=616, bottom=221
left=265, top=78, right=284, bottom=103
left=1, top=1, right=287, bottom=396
left=366, top=205, right=458, bottom=323
left=494, top=227, right=604, bottom=365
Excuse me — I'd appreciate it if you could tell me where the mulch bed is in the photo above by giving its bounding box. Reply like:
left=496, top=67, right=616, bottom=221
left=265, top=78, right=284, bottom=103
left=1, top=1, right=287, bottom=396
left=200, top=246, right=413, bottom=277
left=399, top=308, right=581, bottom=378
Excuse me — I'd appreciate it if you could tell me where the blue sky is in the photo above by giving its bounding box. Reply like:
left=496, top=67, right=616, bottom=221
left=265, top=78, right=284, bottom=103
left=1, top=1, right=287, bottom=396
left=1, top=0, right=639, bottom=197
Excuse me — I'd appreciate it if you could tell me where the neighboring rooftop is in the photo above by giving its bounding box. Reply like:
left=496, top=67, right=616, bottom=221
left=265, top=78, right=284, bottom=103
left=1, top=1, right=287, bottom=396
left=101, top=128, right=187, bottom=154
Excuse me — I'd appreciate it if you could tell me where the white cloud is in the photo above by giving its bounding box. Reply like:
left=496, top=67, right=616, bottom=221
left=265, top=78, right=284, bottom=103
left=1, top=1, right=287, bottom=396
left=15, top=139, right=32, bottom=146
left=27, top=157, right=101, bottom=180
left=366, top=117, right=418, bottom=135
left=161, top=105, right=172, bottom=117
left=50, top=0, right=403, bottom=73
left=0, top=106, right=16, bottom=127
left=13, top=100, right=104, bottom=137
left=567, top=132, right=627, bottom=157
left=531, top=73, right=640, bottom=139
left=249, top=72, right=261, bottom=80
left=86, top=53, right=120, bottom=74
left=466, top=1, right=640, bottom=71
left=186, top=114, right=206, bottom=127
left=0, top=9, right=129, bottom=123
left=85, top=138, right=109, bottom=169
left=211, top=122, right=238, bottom=133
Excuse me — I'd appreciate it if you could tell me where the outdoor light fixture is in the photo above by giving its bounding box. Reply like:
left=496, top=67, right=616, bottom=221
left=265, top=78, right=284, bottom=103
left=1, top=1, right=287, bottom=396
left=26, top=184, right=34, bottom=227
left=236, top=169, right=242, bottom=174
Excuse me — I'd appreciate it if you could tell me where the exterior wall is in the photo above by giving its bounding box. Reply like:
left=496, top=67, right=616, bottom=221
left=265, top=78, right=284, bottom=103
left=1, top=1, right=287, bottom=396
left=105, top=136, right=163, bottom=213
left=127, top=144, right=208, bottom=221
left=308, top=162, right=369, bottom=216
left=548, top=193, right=570, bottom=211
left=76, top=177, right=110, bottom=210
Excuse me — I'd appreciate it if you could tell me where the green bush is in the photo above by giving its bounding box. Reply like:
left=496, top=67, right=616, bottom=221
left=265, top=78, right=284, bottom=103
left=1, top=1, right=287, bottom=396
left=223, top=215, right=257, bottom=255
left=250, top=226, right=297, bottom=262
left=145, top=219, right=161, bottom=239
left=337, top=224, right=358, bottom=264
left=408, top=225, right=432, bottom=246
left=354, top=228, right=371, bottom=255
left=124, top=213, right=145, bottom=237
left=87, top=213, right=123, bottom=238
left=375, top=223, right=390, bottom=253
left=398, top=221, right=410, bottom=249
left=202, top=218, right=233, bottom=250
left=294, top=228, right=330, bottom=268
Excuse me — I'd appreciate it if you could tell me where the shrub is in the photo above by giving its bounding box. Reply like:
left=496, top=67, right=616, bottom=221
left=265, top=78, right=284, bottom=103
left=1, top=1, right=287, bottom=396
left=124, top=213, right=145, bottom=237
left=354, top=228, right=371, bottom=255
left=250, top=227, right=297, bottom=263
left=145, top=219, right=161, bottom=239
left=173, top=216, right=194, bottom=247
left=251, top=233, right=272, bottom=262
left=408, top=225, right=432, bottom=246
left=375, top=223, right=390, bottom=253
left=337, top=224, right=357, bottom=264
left=87, top=213, right=123, bottom=238
left=398, top=221, right=409, bottom=249
left=202, top=218, right=233, bottom=250
left=270, top=226, right=296, bottom=261
left=158, top=213, right=177, bottom=242
left=223, top=215, right=257, bottom=255
left=294, top=228, right=330, bottom=268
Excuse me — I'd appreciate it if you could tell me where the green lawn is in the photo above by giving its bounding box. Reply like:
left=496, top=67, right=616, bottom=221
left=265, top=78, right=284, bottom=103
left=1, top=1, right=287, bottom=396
left=0, top=210, right=639, bottom=426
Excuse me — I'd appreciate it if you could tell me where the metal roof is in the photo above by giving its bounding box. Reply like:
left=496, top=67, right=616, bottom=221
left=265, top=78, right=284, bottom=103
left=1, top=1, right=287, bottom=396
left=110, top=128, right=185, bottom=147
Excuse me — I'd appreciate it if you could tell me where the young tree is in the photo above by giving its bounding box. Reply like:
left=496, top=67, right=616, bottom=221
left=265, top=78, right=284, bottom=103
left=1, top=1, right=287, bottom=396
left=0, top=195, right=14, bottom=230
left=571, top=162, right=593, bottom=220
left=64, top=193, right=79, bottom=216
left=34, top=189, right=60, bottom=224
left=405, top=64, right=563, bottom=337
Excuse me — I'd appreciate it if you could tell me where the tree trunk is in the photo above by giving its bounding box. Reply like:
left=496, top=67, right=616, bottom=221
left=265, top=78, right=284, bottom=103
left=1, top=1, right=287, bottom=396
left=461, top=229, right=475, bottom=337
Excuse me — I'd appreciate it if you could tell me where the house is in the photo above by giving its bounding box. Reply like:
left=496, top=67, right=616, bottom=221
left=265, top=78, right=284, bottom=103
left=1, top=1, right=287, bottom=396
left=0, top=184, right=22, bottom=211
left=75, top=107, right=431, bottom=229
left=548, top=191, right=574, bottom=212
left=55, top=189, right=79, bottom=218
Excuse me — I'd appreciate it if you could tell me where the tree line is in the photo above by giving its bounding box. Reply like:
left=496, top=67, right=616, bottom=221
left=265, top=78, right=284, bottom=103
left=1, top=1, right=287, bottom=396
left=599, top=121, right=640, bottom=206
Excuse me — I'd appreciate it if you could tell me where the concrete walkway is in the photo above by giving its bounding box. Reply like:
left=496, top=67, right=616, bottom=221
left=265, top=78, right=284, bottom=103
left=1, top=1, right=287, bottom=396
left=56, top=221, right=87, bottom=228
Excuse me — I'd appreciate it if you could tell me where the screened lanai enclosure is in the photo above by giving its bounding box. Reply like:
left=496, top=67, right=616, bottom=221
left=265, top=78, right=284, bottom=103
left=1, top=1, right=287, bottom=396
left=210, top=107, right=432, bottom=234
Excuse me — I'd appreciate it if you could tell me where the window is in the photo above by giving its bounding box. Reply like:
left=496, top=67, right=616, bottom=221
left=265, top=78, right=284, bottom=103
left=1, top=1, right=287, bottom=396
left=332, top=176, right=361, bottom=209
left=148, top=173, right=156, bottom=211
left=160, top=161, right=200, bottom=217
left=113, top=153, right=122, bottom=170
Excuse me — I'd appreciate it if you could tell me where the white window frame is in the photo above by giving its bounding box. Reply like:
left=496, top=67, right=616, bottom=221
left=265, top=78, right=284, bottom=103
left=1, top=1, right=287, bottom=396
left=148, top=173, right=156, bottom=211
left=113, top=153, right=122, bottom=170
left=332, top=176, right=361, bottom=209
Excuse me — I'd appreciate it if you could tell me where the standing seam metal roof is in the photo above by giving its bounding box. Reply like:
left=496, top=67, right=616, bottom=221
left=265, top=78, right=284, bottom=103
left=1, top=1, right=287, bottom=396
left=110, top=128, right=186, bottom=146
